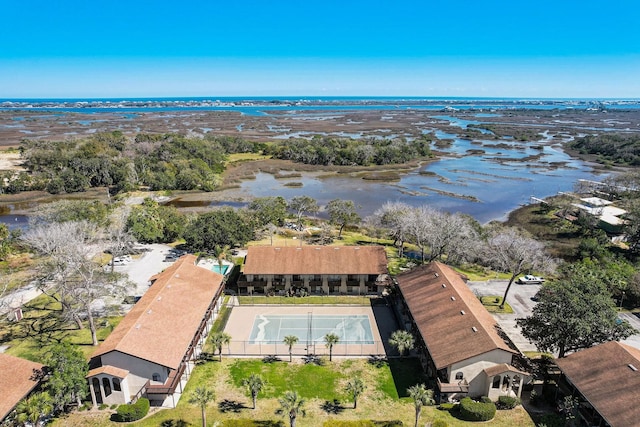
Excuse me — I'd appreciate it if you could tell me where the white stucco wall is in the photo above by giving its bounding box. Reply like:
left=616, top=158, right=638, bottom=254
left=449, top=349, right=514, bottom=397
left=101, top=351, right=170, bottom=398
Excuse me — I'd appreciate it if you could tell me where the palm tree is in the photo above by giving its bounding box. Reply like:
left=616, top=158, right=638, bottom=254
left=188, top=386, right=215, bottom=427
left=345, top=377, right=365, bottom=409
left=277, top=391, right=306, bottom=427
left=407, top=384, right=434, bottom=427
left=389, top=330, right=415, bottom=357
left=242, top=373, right=265, bottom=409
left=211, top=331, right=231, bottom=362
left=283, top=335, right=299, bottom=362
left=15, top=392, right=53, bottom=427
left=323, top=333, right=340, bottom=361
left=212, top=244, right=230, bottom=275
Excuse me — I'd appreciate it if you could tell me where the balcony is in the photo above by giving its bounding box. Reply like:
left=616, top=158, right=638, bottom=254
left=437, top=378, right=469, bottom=393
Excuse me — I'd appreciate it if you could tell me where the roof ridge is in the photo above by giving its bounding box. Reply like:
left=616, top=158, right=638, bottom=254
left=434, top=262, right=514, bottom=352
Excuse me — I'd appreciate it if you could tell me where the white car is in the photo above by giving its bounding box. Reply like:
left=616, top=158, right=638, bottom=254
left=516, top=274, right=545, bottom=285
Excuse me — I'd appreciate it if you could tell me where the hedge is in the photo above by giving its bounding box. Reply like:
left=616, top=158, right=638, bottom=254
left=458, top=397, right=496, bottom=421
left=114, top=398, right=150, bottom=422
left=497, top=395, right=521, bottom=409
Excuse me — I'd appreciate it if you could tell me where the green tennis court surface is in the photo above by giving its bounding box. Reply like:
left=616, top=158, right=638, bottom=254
left=249, top=314, right=374, bottom=344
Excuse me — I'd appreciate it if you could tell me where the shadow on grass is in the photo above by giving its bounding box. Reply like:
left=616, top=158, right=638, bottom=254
left=388, top=357, right=427, bottom=398
left=218, top=399, right=248, bottom=413
left=320, top=399, right=345, bottom=414
left=160, top=419, right=189, bottom=427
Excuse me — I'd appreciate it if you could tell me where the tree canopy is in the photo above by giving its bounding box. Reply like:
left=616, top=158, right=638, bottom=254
left=45, top=342, right=89, bottom=412
left=326, top=199, right=361, bottom=238
left=517, top=268, right=636, bottom=357
left=183, top=208, right=253, bottom=253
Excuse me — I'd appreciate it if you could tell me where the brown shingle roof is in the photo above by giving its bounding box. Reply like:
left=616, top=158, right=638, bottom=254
left=86, top=365, right=129, bottom=379
left=91, top=255, right=223, bottom=370
left=396, top=262, right=515, bottom=369
left=483, top=363, right=529, bottom=378
left=0, top=354, right=44, bottom=421
left=555, top=341, right=640, bottom=427
left=242, top=246, right=388, bottom=275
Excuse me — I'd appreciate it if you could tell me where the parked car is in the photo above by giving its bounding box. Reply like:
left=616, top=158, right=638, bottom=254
left=516, top=274, right=545, bottom=285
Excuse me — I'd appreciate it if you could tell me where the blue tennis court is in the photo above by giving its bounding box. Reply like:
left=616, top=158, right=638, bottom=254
left=249, top=314, right=374, bottom=344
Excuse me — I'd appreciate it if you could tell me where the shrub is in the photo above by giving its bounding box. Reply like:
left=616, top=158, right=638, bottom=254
left=479, top=396, right=492, bottom=404
left=431, top=420, right=448, bottom=427
left=458, top=397, right=496, bottom=422
left=114, top=398, right=150, bottom=422
left=497, top=395, right=521, bottom=409
left=535, top=413, right=565, bottom=427
left=98, top=403, right=108, bottom=410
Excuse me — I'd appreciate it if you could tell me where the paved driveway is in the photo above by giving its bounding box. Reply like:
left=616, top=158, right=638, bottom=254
left=467, top=279, right=640, bottom=354
left=96, top=243, right=174, bottom=313
left=467, top=279, right=544, bottom=354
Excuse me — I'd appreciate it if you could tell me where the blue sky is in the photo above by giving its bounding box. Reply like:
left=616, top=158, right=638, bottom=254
left=2, top=0, right=639, bottom=98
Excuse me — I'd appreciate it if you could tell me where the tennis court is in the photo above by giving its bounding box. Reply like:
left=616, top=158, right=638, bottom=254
left=249, top=314, right=374, bottom=344
left=224, top=305, right=394, bottom=357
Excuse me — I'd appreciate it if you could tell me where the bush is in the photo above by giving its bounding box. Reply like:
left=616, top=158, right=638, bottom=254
left=114, top=398, right=150, bottom=422
left=431, top=420, right=448, bottom=427
left=497, top=395, right=521, bottom=409
left=98, top=403, right=108, bottom=410
left=458, top=397, right=496, bottom=422
left=479, top=396, right=492, bottom=404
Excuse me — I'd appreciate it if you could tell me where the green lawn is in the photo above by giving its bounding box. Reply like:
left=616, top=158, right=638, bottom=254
left=479, top=296, right=514, bottom=314
left=0, top=293, right=123, bottom=362
left=53, top=357, right=536, bottom=427
left=237, top=295, right=373, bottom=305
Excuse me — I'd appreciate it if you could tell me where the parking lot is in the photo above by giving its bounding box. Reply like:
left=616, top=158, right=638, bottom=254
left=467, top=279, right=640, bottom=354
left=467, top=279, right=541, bottom=353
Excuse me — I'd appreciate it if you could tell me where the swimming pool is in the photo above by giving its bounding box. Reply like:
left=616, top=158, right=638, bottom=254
left=211, top=264, right=230, bottom=275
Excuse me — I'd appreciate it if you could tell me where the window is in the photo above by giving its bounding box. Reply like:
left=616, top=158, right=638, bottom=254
left=112, top=378, right=121, bottom=392
left=152, top=373, right=161, bottom=382
left=502, top=375, right=511, bottom=391
left=102, top=377, right=112, bottom=397
left=492, top=376, right=501, bottom=389
left=455, top=372, right=463, bottom=380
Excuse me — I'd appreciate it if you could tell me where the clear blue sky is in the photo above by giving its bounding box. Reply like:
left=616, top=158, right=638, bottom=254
left=2, top=0, right=639, bottom=98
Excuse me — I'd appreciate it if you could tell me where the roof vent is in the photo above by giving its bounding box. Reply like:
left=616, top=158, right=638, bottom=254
left=629, top=364, right=638, bottom=372
left=296, top=247, right=301, bottom=250
left=460, top=310, right=466, bottom=315
left=157, top=297, right=162, bottom=301
left=147, top=310, right=152, bottom=315
left=315, top=247, right=321, bottom=250
left=167, top=285, right=171, bottom=288
left=135, top=324, right=141, bottom=329
left=334, top=247, right=340, bottom=250
left=175, top=274, right=180, bottom=278
left=434, top=273, right=439, bottom=278
left=441, top=283, right=446, bottom=288
left=275, top=247, right=281, bottom=250
left=471, top=326, right=478, bottom=332
left=354, top=247, right=360, bottom=250
left=450, top=296, right=456, bottom=301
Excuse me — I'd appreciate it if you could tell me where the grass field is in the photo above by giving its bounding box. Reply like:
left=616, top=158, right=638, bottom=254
left=52, top=358, right=536, bottom=427
left=480, top=296, right=514, bottom=314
